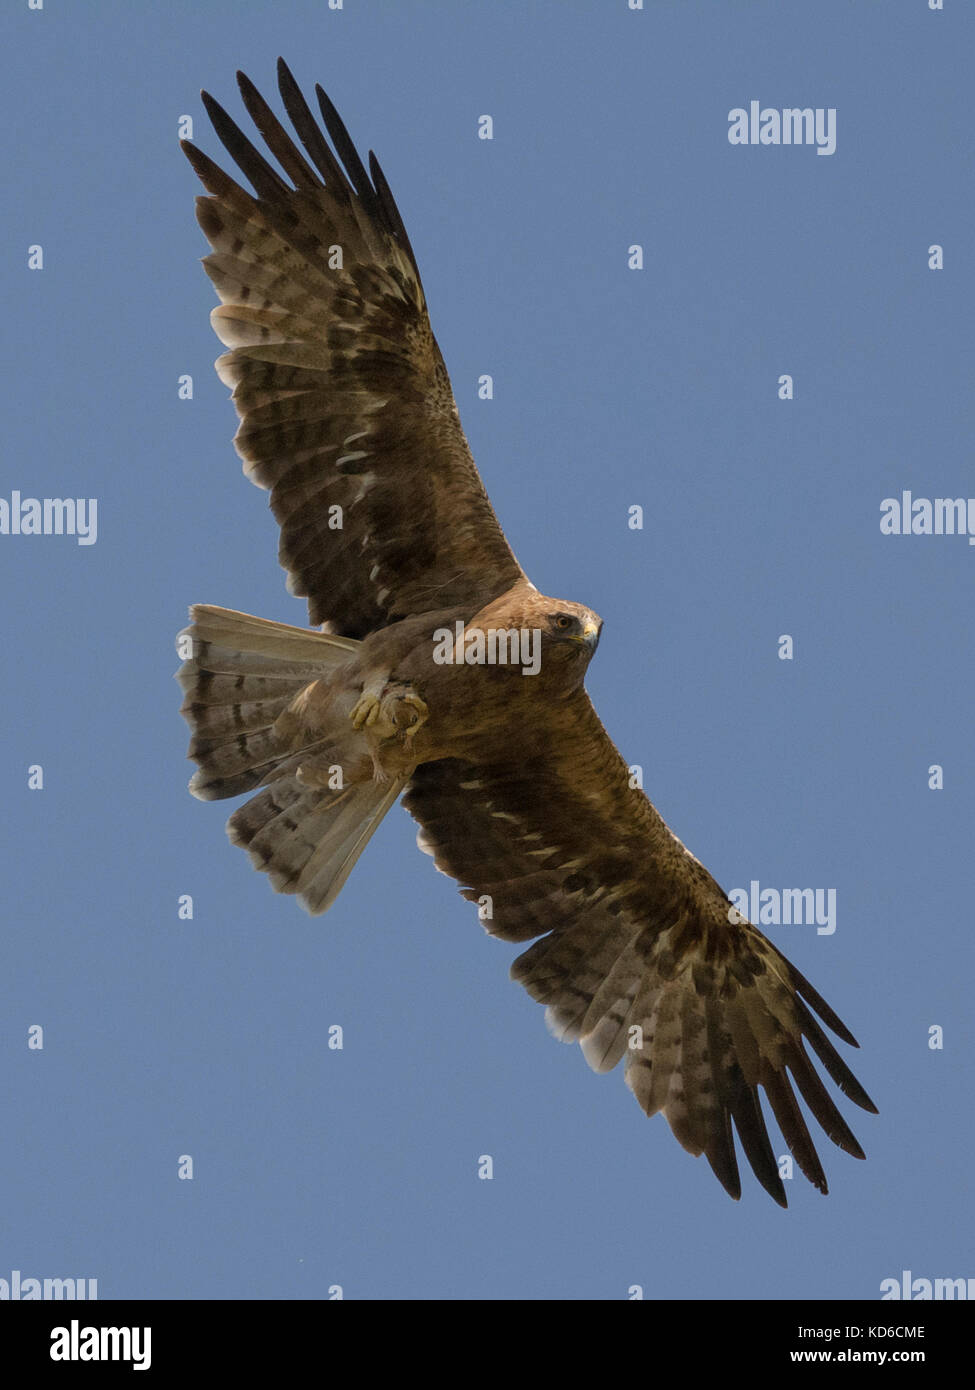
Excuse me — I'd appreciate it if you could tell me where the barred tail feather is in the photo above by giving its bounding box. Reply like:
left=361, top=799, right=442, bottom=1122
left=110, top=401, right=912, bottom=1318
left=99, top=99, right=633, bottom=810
left=179, top=603, right=401, bottom=914
left=177, top=603, right=358, bottom=800
left=228, top=773, right=407, bottom=916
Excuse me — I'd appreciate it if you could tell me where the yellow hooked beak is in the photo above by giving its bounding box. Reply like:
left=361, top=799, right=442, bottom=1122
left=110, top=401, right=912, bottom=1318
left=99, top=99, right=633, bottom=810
left=573, top=620, right=601, bottom=652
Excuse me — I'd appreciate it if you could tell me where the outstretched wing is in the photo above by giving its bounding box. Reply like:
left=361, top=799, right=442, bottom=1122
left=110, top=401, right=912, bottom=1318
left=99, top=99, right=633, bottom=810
left=183, top=59, right=525, bottom=638
left=402, top=691, right=877, bottom=1206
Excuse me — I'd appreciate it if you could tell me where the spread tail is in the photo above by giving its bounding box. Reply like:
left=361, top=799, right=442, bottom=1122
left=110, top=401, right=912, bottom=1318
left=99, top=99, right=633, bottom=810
left=177, top=604, right=404, bottom=913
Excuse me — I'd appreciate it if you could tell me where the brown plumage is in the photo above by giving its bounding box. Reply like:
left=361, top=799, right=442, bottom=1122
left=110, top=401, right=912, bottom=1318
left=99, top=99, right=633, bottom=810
left=178, top=60, right=877, bottom=1206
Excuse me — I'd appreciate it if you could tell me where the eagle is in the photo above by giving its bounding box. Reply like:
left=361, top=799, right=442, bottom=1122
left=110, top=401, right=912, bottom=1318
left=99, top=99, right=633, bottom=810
left=177, top=60, right=876, bottom=1206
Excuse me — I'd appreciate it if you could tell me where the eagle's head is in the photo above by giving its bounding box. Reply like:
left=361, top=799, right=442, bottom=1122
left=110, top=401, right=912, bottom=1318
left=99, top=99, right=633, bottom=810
left=530, top=595, right=603, bottom=689
left=539, top=601, right=602, bottom=655
left=467, top=584, right=602, bottom=688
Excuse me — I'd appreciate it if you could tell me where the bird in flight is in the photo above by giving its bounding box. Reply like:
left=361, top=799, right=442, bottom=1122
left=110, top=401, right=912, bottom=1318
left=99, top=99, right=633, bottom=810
left=178, top=60, right=876, bottom=1206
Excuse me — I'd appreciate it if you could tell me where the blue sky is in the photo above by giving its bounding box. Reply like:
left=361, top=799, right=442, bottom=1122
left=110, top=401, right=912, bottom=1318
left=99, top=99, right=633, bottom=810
left=1, top=0, right=971, bottom=1300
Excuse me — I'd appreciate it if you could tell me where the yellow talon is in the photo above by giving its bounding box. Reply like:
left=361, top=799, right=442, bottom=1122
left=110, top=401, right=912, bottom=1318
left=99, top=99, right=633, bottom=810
left=350, top=691, right=382, bottom=730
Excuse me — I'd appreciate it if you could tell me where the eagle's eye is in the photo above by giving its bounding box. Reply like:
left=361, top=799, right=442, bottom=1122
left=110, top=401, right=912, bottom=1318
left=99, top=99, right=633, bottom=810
left=554, top=614, right=573, bottom=630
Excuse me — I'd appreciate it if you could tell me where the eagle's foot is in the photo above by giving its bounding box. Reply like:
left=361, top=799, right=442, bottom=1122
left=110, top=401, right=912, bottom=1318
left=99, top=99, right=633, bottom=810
left=350, top=688, right=382, bottom=730
left=363, top=686, right=428, bottom=783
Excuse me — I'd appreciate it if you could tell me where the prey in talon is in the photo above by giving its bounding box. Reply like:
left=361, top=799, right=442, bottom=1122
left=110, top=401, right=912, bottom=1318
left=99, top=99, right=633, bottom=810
left=356, top=682, right=429, bottom=783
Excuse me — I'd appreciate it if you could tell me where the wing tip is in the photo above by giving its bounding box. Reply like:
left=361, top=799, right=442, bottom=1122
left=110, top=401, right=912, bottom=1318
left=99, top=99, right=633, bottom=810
left=790, top=962, right=860, bottom=1047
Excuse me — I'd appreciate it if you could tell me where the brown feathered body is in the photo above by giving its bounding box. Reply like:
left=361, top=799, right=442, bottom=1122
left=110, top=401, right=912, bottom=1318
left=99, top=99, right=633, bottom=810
left=177, top=62, right=877, bottom=1208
